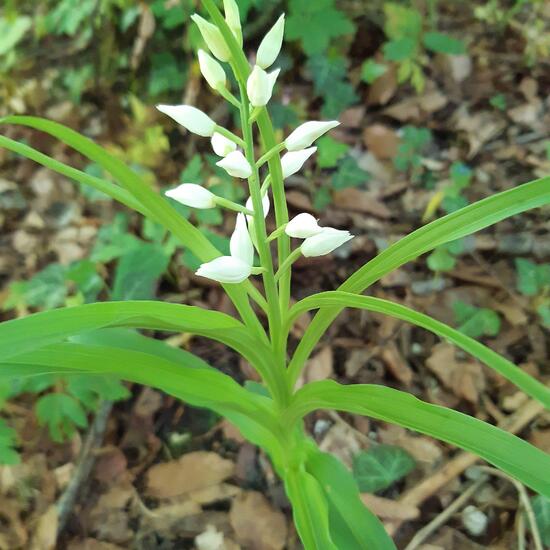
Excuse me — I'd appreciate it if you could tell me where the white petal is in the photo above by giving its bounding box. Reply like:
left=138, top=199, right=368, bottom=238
left=165, top=183, right=216, bottom=209
left=285, top=213, right=323, bottom=238
left=247, top=65, right=271, bottom=107
left=198, top=49, right=226, bottom=91
left=216, top=151, right=252, bottom=178
left=196, top=256, right=251, bottom=284
left=281, top=147, right=317, bottom=178
left=256, top=14, right=285, bottom=69
left=223, top=0, right=242, bottom=44
left=230, top=213, right=254, bottom=266
left=246, top=194, right=270, bottom=218
left=285, top=120, right=340, bottom=151
left=157, top=104, right=216, bottom=137
left=301, top=227, right=353, bottom=257
left=211, top=132, right=237, bottom=157
left=191, top=14, right=231, bottom=62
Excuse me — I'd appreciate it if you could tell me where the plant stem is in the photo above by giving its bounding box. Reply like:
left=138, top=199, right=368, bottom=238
left=214, top=124, right=245, bottom=148
left=275, top=247, right=302, bottom=283
left=217, top=86, right=241, bottom=108
left=256, top=142, right=285, bottom=168
left=214, top=196, right=254, bottom=215
left=267, top=223, right=287, bottom=242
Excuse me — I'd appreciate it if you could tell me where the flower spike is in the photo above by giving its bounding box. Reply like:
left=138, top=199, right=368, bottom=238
left=301, top=227, right=354, bottom=257
left=191, top=14, right=231, bottom=62
left=196, top=256, right=252, bottom=284
left=230, top=213, right=254, bottom=266
left=216, top=151, right=253, bottom=179
left=247, top=65, right=279, bottom=107
left=285, top=213, right=323, bottom=238
left=211, top=132, right=237, bottom=157
left=197, top=49, right=226, bottom=92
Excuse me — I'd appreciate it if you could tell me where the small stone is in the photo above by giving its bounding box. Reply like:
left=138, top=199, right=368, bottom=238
left=461, top=505, right=488, bottom=537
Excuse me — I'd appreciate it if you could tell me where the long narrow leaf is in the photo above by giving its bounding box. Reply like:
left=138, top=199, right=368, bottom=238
left=0, top=116, right=264, bottom=333
left=2, top=341, right=284, bottom=462
left=0, top=135, right=147, bottom=215
left=0, top=301, right=275, bottom=386
left=305, top=444, right=397, bottom=550
left=289, top=381, right=550, bottom=498
left=289, top=176, right=550, bottom=384
left=289, top=292, right=550, bottom=409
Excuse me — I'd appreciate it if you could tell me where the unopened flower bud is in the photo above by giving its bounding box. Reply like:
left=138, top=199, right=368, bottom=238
left=230, top=213, right=254, bottom=266
left=285, top=213, right=323, bottom=238
left=211, top=132, right=237, bottom=157
left=246, top=65, right=279, bottom=107
left=198, top=49, right=226, bottom=91
left=216, top=151, right=252, bottom=178
left=256, top=14, right=285, bottom=69
left=301, top=227, right=353, bottom=257
left=223, top=0, right=242, bottom=45
left=196, top=256, right=251, bottom=284
left=191, top=14, right=231, bottom=62
left=246, top=194, right=270, bottom=219
left=157, top=104, right=216, bottom=137
left=285, top=120, right=340, bottom=151
left=281, top=147, right=316, bottom=178
left=165, top=183, right=216, bottom=209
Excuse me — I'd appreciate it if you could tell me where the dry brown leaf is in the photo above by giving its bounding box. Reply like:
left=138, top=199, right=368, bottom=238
left=380, top=343, right=413, bottom=386
left=297, top=346, right=333, bottom=388
left=333, top=188, right=391, bottom=218
left=230, top=491, right=287, bottom=550
left=146, top=452, right=235, bottom=499
left=285, top=190, right=313, bottom=211
left=425, top=343, right=486, bottom=403
left=319, top=423, right=362, bottom=468
left=363, top=124, right=399, bottom=159
left=30, top=505, right=57, bottom=550
left=67, top=539, right=126, bottom=550
left=189, top=483, right=241, bottom=505
left=367, top=63, right=397, bottom=105
left=360, top=494, right=420, bottom=520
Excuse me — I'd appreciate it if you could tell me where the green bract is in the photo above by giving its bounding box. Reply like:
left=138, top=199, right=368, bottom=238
left=1, top=2, right=549, bottom=548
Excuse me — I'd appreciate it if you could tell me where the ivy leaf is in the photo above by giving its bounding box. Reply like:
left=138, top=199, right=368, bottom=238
left=353, top=445, right=416, bottom=493
left=423, top=32, right=466, bottom=55
left=286, top=0, right=355, bottom=55
left=148, top=52, right=186, bottom=96
left=67, top=375, right=130, bottom=411
left=0, top=419, right=19, bottom=465
left=361, top=59, right=388, bottom=84
left=269, top=101, right=300, bottom=130
left=515, top=258, right=550, bottom=297
left=306, top=54, right=348, bottom=95
left=332, top=158, right=370, bottom=190
left=112, top=243, right=169, bottom=301
left=66, top=260, right=103, bottom=303
left=383, top=3, right=422, bottom=40
left=531, top=495, right=550, bottom=546
left=427, top=245, right=456, bottom=272
left=317, top=136, right=349, bottom=169
left=537, top=304, right=550, bottom=328
left=322, top=81, right=358, bottom=118
left=383, top=37, right=417, bottom=61
left=36, top=393, right=88, bottom=443
left=91, top=213, right=141, bottom=263
left=453, top=301, right=501, bottom=338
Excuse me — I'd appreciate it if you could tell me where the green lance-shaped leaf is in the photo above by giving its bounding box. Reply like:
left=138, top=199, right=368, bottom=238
left=289, top=175, right=550, bottom=384
left=0, top=301, right=275, bottom=387
left=2, top=341, right=284, bottom=464
left=288, top=380, right=550, bottom=499
left=0, top=116, right=263, bottom=333
left=305, top=444, right=397, bottom=550
left=288, top=292, right=550, bottom=409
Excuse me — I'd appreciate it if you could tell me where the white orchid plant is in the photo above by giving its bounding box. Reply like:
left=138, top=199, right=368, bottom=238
left=0, top=1, right=549, bottom=548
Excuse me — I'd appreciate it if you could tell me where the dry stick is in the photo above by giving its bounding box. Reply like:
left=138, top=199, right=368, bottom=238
left=56, top=400, right=113, bottom=534
left=404, top=474, right=489, bottom=550
left=474, top=466, right=544, bottom=550
left=386, top=399, right=545, bottom=536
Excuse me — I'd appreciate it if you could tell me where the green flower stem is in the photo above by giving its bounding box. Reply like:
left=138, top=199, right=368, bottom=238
left=214, top=196, right=254, bottom=216
left=267, top=223, right=287, bottom=243
left=214, top=125, right=245, bottom=148
left=256, top=142, right=286, bottom=169
left=217, top=86, right=241, bottom=109
left=249, top=106, right=262, bottom=124
left=261, top=174, right=272, bottom=194
left=274, top=247, right=302, bottom=283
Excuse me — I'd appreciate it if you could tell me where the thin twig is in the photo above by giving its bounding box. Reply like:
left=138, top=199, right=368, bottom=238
left=56, top=400, right=113, bottom=534
left=404, top=474, right=489, bottom=550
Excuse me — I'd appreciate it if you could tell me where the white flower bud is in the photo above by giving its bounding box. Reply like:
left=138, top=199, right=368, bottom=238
left=157, top=104, right=216, bottom=137
left=191, top=14, right=231, bottom=62
left=223, top=0, right=242, bottom=45
left=198, top=49, right=226, bottom=91
left=230, top=213, right=254, bottom=266
left=256, top=14, right=285, bottom=69
left=196, top=256, right=251, bottom=284
left=281, top=147, right=317, bottom=178
left=165, top=184, right=216, bottom=209
left=285, top=213, right=323, bottom=238
left=211, top=132, right=237, bottom=157
left=246, top=65, right=279, bottom=107
left=285, top=120, right=340, bottom=151
left=216, top=150, right=252, bottom=178
left=246, top=194, right=270, bottom=218
left=301, top=227, right=353, bottom=257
